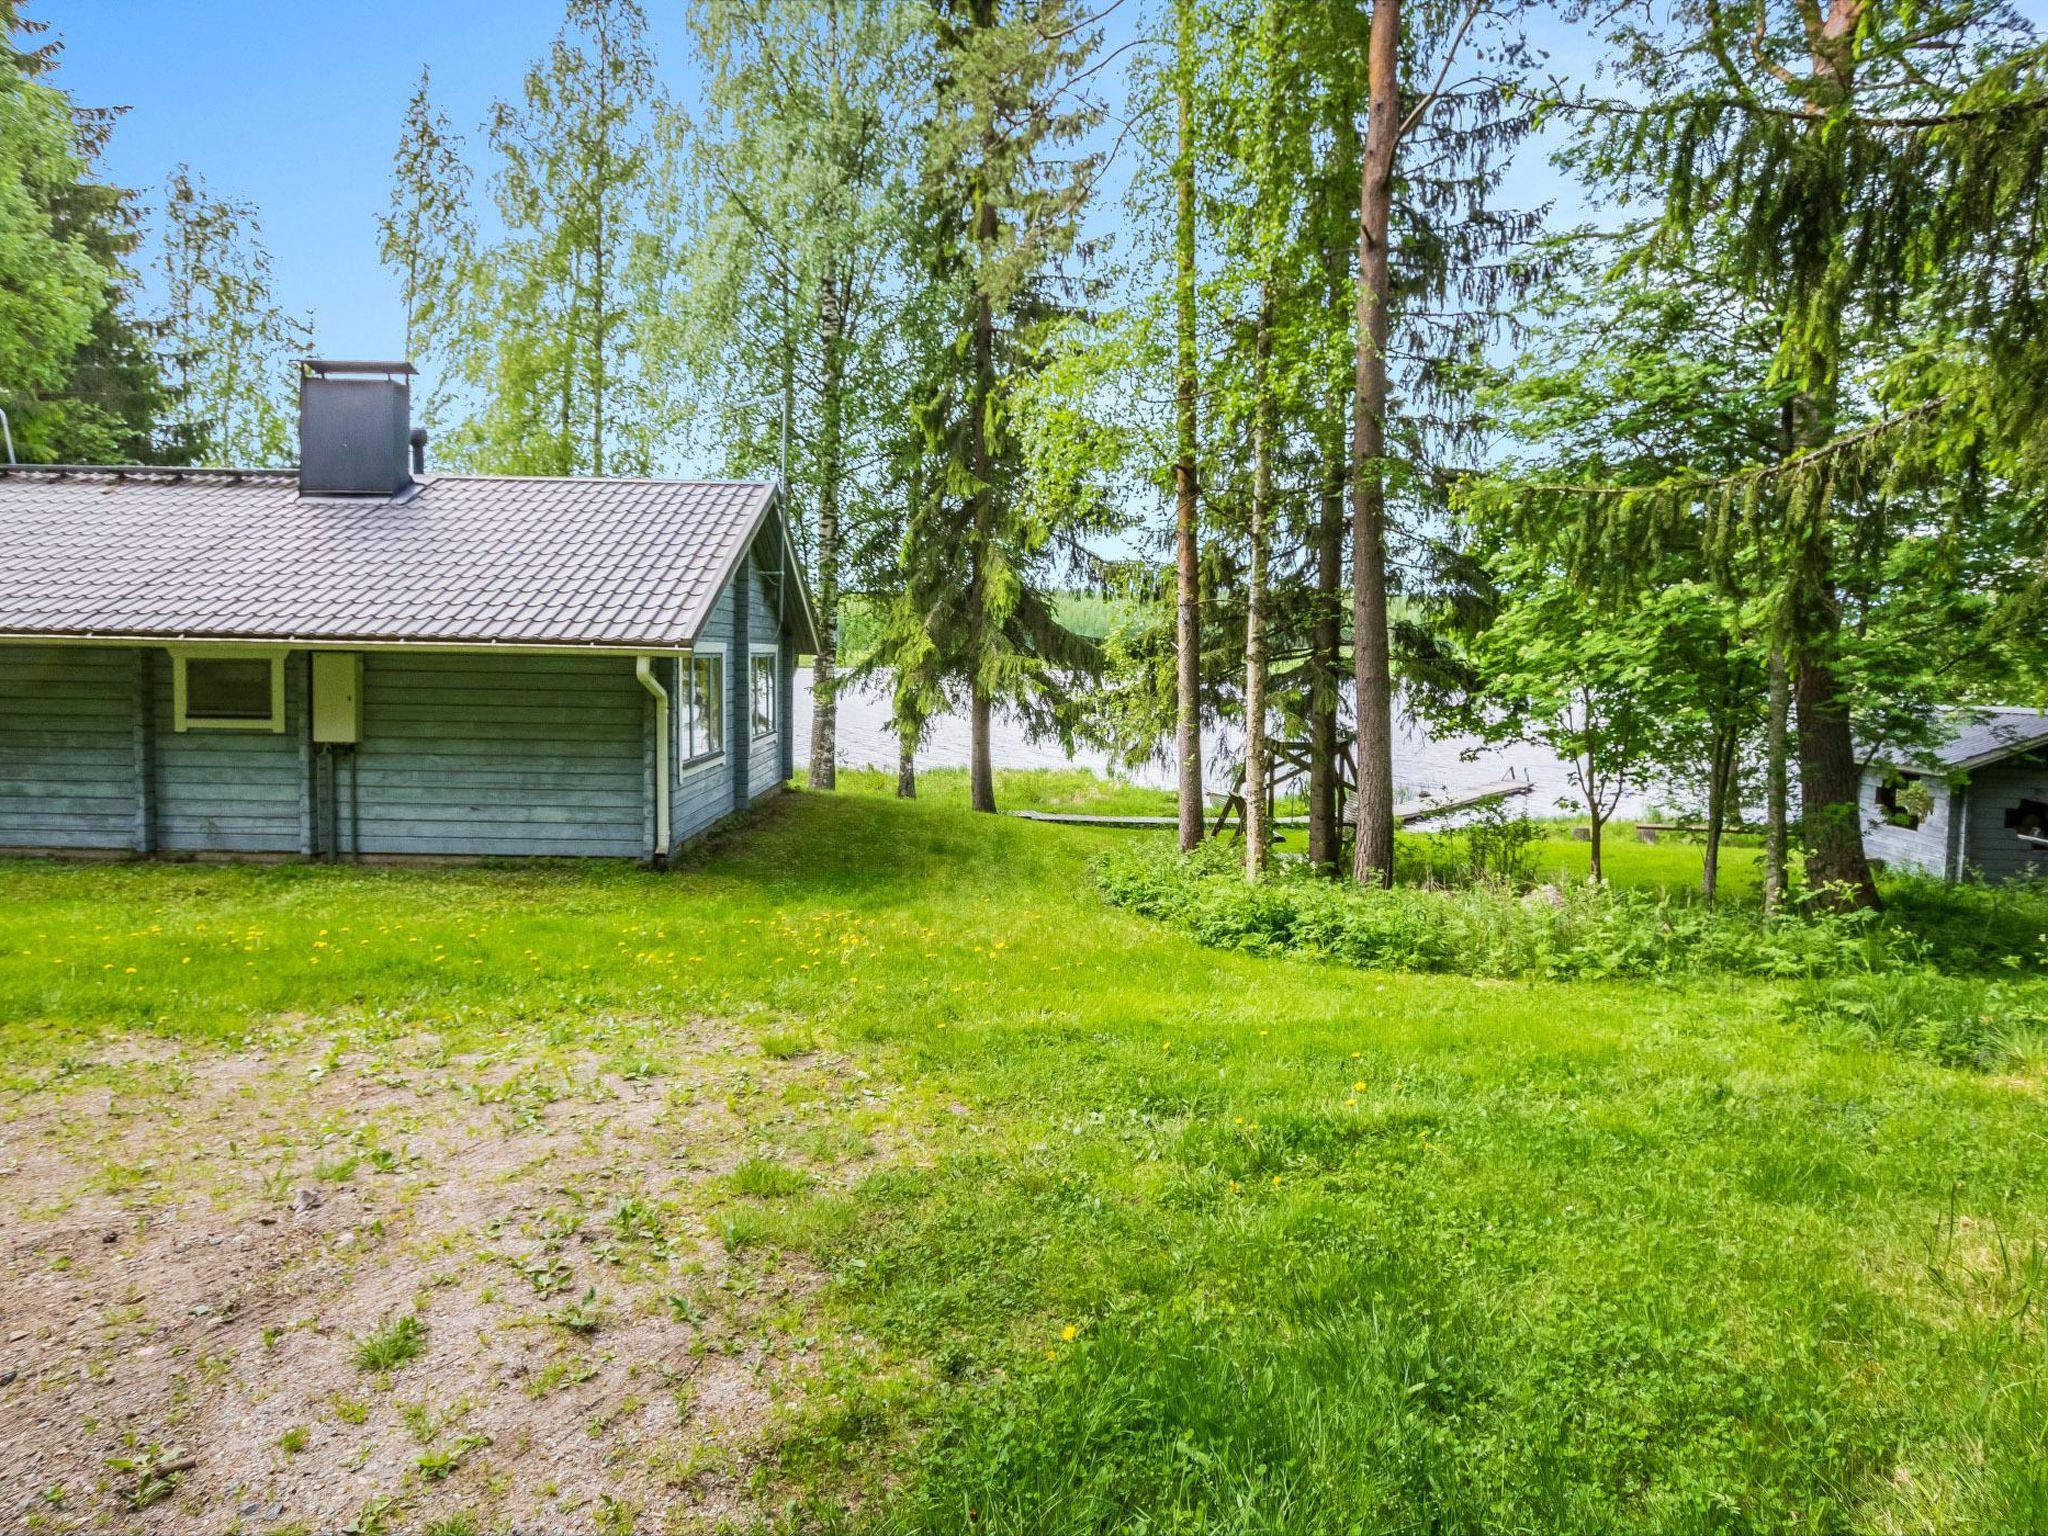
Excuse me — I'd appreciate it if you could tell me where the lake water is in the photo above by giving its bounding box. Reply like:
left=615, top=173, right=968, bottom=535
left=792, top=671, right=1650, bottom=819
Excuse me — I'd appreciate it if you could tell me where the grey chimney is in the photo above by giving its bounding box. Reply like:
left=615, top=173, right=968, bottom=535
left=298, top=360, right=418, bottom=497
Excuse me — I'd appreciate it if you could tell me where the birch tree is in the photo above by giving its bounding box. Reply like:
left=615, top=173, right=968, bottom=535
left=670, top=0, right=920, bottom=790
left=156, top=166, right=309, bottom=467
left=444, top=0, right=668, bottom=476
left=377, top=68, right=474, bottom=432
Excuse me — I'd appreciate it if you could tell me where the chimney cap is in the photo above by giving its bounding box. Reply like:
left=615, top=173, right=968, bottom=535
left=299, top=359, right=417, bottom=378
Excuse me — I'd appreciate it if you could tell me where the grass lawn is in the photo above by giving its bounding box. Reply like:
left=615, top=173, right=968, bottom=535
left=1, top=776, right=2044, bottom=1534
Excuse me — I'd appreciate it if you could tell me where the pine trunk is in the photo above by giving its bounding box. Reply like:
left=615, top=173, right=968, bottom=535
left=1350, top=0, right=1400, bottom=887
left=1308, top=416, right=1345, bottom=873
left=1775, top=0, right=1878, bottom=912
left=1244, top=289, right=1274, bottom=879
left=1309, top=146, right=1352, bottom=875
left=808, top=274, right=845, bottom=791
left=1172, top=0, right=1204, bottom=852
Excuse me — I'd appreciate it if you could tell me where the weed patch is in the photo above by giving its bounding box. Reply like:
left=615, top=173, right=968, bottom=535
left=352, top=1314, right=427, bottom=1373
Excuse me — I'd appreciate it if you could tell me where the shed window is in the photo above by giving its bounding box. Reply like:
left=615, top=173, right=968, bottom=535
left=1874, top=776, right=1923, bottom=831
left=174, top=653, right=285, bottom=732
left=751, top=650, right=778, bottom=738
left=678, top=652, right=724, bottom=763
left=2005, top=798, right=2048, bottom=842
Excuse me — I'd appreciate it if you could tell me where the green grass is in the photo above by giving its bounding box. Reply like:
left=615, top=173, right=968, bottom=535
left=352, top=1314, right=427, bottom=1374
left=4, top=776, right=2047, bottom=1530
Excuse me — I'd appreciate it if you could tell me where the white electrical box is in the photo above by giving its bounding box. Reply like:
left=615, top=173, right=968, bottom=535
left=311, top=652, right=363, bottom=744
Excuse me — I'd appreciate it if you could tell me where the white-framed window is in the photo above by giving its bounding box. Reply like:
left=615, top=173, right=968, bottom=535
left=171, top=649, right=286, bottom=732
left=677, top=648, right=725, bottom=763
left=750, top=646, right=779, bottom=739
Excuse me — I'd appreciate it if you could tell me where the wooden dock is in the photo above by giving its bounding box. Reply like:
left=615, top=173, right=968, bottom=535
left=1004, top=778, right=1531, bottom=831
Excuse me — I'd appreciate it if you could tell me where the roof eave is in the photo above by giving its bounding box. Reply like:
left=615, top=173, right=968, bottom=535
left=687, top=483, right=823, bottom=655
left=0, top=630, right=693, bottom=658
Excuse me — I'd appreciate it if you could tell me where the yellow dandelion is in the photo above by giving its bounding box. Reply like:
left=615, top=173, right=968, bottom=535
left=1061, top=1324, right=1077, bottom=1342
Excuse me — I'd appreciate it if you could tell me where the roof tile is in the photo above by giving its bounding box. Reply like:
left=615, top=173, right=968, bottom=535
left=0, top=469, right=783, bottom=650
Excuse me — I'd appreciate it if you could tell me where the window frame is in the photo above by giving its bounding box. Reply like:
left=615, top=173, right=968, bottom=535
left=170, top=647, right=287, bottom=733
left=676, top=647, right=726, bottom=766
left=750, top=644, right=780, bottom=740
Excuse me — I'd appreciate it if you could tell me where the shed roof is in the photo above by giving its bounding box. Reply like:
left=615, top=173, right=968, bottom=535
left=0, top=466, right=816, bottom=653
left=1876, top=706, right=2048, bottom=773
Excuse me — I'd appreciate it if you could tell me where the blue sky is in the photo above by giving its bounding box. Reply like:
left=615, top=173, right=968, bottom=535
left=43, top=0, right=707, bottom=356
left=39, top=0, right=2048, bottom=370
left=41, top=0, right=1608, bottom=371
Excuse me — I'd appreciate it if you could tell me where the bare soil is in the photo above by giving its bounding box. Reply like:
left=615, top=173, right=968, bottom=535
left=0, top=1021, right=897, bottom=1534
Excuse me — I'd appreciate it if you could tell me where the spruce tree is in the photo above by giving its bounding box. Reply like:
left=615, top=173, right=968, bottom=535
left=904, top=0, right=1108, bottom=814
left=1548, top=0, right=2048, bottom=909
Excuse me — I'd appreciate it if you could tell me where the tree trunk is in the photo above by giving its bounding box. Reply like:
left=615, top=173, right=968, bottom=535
left=1172, top=0, right=1204, bottom=852
left=896, top=722, right=916, bottom=799
left=1794, top=601, right=1881, bottom=910
left=1308, top=132, right=1353, bottom=874
left=1350, top=0, right=1399, bottom=887
left=1588, top=804, right=1604, bottom=885
left=1771, top=0, right=1878, bottom=912
left=1702, top=720, right=1731, bottom=905
left=1308, top=414, right=1345, bottom=873
left=1764, top=640, right=1790, bottom=913
left=967, top=102, right=999, bottom=816
left=808, top=273, right=845, bottom=791
left=1244, top=288, right=1274, bottom=879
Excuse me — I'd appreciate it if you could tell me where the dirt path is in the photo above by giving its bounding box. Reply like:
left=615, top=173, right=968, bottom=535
left=0, top=1020, right=900, bottom=1534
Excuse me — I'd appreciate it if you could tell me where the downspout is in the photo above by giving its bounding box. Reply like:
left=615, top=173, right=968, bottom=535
left=635, top=656, right=671, bottom=866
left=1952, top=783, right=1971, bottom=882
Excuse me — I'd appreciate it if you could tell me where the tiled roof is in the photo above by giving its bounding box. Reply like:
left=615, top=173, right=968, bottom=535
left=1879, top=706, right=2048, bottom=772
left=0, top=467, right=810, bottom=651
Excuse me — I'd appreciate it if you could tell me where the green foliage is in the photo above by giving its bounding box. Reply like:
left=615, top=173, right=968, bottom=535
left=0, top=23, right=106, bottom=439
left=376, top=68, right=473, bottom=434
left=352, top=1313, right=427, bottom=1373
left=727, top=1157, right=811, bottom=1199
left=1094, top=836, right=1937, bottom=982
left=0, top=6, right=187, bottom=464
left=404, top=0, right=669, bottom=476
left=553, top=1287, right=604, bottom=1335
left=1461, top=799, right=1540, bottom=885
left=667, top=0, right=922, bottom=695
left=862, top=0, right=1118, bottom=790
left=1783, top=972, right=2048, bottom=1070
left=155, top=166, right=310, bottom=466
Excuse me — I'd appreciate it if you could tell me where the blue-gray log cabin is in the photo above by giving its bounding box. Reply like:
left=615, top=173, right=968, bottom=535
left=1861, top=706, right=2048, bottom=884
left=0, top=360, right=818, bottom=863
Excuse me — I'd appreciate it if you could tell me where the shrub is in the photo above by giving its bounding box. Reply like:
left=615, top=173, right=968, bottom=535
left=1095, top=839, right=1913, bottom=984
left=1782, top=974, right=2048, bottom=1070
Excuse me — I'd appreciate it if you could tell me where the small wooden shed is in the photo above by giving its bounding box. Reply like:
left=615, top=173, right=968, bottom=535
left=1861, top=707, right=2048, bottom=884
left=0, top=361, right=817, bottom=863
